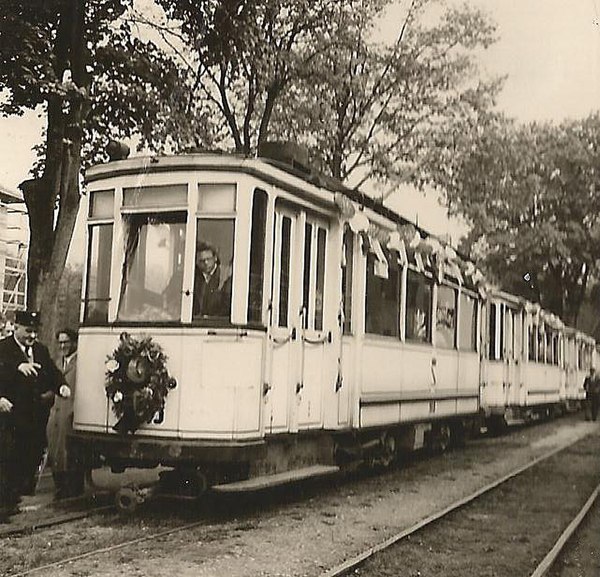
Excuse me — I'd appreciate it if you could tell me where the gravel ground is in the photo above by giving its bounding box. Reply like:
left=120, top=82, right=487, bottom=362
left=1, top=415, right=598, bottom=577
left=352, top=430, right=600, bottom=577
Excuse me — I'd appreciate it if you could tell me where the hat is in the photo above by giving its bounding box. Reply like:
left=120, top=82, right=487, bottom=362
left=15, top=310, right=41, bottom=327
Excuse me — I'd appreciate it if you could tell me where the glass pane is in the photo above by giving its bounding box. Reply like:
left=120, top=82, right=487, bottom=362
left=193, top=219, right=235, bottom=320
left=538, top=328, right=545, bottom=363
left=123, top=184, right=187, bottom=208
left=342, top=227, right=353, bottom=334
left=278, top=216, right=292, bottom=327
left=84, top=224, right=113, bottom=323
left=505, top=310, right=513, bottom=359
left=489, top=304, right=497, bottom=359
left=302, top=223, right=312, bottom=329
left=248, top=189, right=267, bottom=323
left=118, top=213, right=186, bottom=322
left=499, top=306, right=505, bottom=360
left=405, top=269, right=431, bottom=342
left=198, top=183, right=236, bottom=212
left=436, top=285, right=456, bottom=349
left=315, top=227, right=326, bottom=331
left=89, top=189, right=114, bottom=218
left=366, top=254, right=399, bottom=337
left=459, top=293, right=476, bottom=351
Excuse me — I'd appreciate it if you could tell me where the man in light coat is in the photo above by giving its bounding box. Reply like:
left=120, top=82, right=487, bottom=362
left=46, top=328, right=85, bottom=498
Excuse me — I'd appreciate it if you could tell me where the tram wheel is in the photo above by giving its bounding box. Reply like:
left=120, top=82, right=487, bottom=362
left=429, top=424, right=451, bottom=453
left=378, top=432, right=397, bottom=468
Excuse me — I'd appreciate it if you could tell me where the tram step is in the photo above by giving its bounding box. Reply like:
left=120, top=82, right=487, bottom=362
left=211, top=464, right=340, bottom=493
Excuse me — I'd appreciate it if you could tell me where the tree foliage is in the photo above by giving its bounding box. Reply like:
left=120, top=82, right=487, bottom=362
left=0, top=0, right=185, bottom=341
left=148, top=0, right=499, bottom=188
left=423, top=112, right=600, bottom=325
left=272, top=0, right=500, bottom=187
left=152, top=0, right=359, bottom=154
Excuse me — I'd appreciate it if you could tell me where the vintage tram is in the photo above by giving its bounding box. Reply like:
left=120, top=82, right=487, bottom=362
left=71, top=146, right=593, bottom=496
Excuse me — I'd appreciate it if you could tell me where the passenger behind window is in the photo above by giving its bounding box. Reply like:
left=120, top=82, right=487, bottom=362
left=414, top=309, right=427, bottom=340
left=193, top=242, right=231, bottom=319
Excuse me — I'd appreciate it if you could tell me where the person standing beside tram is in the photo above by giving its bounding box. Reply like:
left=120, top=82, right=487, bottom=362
left=0, top=311, right=61, bottom=521
left=583, top=366, right=600, bottom=421
left=46, top=328, right=85, bottom=499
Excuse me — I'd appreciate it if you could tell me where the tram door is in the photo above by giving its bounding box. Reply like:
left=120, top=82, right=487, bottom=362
left=505, top=308, right=520, bottom=405
left=267, top=206, right=302, bottom=434
left=297, top=217, right=328, bottom=430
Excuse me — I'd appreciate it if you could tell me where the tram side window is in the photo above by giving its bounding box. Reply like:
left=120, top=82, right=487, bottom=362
left=458, top=292, right=477, bottom=351
left=489, top=303, right=497, bottom=360
left=301, top=222, right=327, bottom=331
left=528, top=323, right=537, bottom=361
left=435, top=285, right=457, bottom=349
left=315, top=227, right=326, bottom=330
left=342, top=227, right=354, bottom=334
left=538, top=327, right=546, bottom=363
left=302, top=222, right=312, bottom=328
left=84, top=224, right=113, bottom=323
left=405, top=268, right=432, bottom=343
left=278, top=216, right=292, bottom=327
left=247, top=189, right=267, bottom=324
left=499, top=305, right=505, bottom=360
left=365, top=252, right=399, bottom=337
left=547, top=331, right=554, bottom=365
left=193, top=219, right=235, bottom=320
left=118, top=213, right=186, bottom=322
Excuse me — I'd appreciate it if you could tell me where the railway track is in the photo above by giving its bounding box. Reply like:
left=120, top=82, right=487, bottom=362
left=321, top=433, right=600, bottom=577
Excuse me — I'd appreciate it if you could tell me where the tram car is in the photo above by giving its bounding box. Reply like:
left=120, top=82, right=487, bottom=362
left=71, top=145, right=593, bottom=496
left=480, top=292, right=594, bottom=431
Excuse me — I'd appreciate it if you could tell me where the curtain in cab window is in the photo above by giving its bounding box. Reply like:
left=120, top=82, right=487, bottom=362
left=118, top=213, right=186, bottom=322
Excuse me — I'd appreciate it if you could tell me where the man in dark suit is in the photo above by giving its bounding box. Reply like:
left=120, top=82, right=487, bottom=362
left=193, top=242, right=227, bottom=317
left=0, top=311, right=61, bottom=521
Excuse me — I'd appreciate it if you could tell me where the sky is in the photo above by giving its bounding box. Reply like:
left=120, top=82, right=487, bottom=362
left=385, top=0, right=600, bottom=241
left=0, top=0, right=599, bottom=250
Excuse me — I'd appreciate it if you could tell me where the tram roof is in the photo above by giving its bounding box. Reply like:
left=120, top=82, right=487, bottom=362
left=86, top=152, right=421, bottom=230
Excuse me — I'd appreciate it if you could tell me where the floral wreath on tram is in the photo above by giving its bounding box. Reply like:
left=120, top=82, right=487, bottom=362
left=104, top=332, right=177, bottom=434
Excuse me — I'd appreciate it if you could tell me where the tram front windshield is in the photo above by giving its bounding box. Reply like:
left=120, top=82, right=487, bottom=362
left=118, top=213, right=186, bottom=322
left=116, top=212, right=234, bottom=323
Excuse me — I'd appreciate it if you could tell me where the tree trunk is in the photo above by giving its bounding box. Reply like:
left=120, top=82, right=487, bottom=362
left=20, top=0, right=88, bottom=349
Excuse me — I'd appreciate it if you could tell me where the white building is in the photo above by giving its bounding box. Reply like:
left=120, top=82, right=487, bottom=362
left=0, top=183, right=28, bottom=315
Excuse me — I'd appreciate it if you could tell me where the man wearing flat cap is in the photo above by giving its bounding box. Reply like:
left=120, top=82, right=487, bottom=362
left=0, top=311, right=62, bottom=521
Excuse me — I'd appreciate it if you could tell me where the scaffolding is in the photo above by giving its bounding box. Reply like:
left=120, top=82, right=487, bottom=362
left=0, top=185, right=28, bottom=318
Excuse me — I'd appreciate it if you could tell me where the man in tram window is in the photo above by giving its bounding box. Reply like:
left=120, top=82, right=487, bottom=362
left=193, top=242, right=228, bottom=318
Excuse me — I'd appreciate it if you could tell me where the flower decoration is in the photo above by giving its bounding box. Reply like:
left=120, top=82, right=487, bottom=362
left=59, top=384, right=71, bottom=398
left=104, top=332, right=177, bottom=434
left=397, top=223, right=420, bottom=248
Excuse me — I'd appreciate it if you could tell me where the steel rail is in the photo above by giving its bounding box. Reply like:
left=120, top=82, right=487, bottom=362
left=7, top=518, right=211, bottom=577
left=320, top=436, right=588, bottom=577
left=529, top=480, right=600, bottom=577
left=0, top=503, right=114, bottom=539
